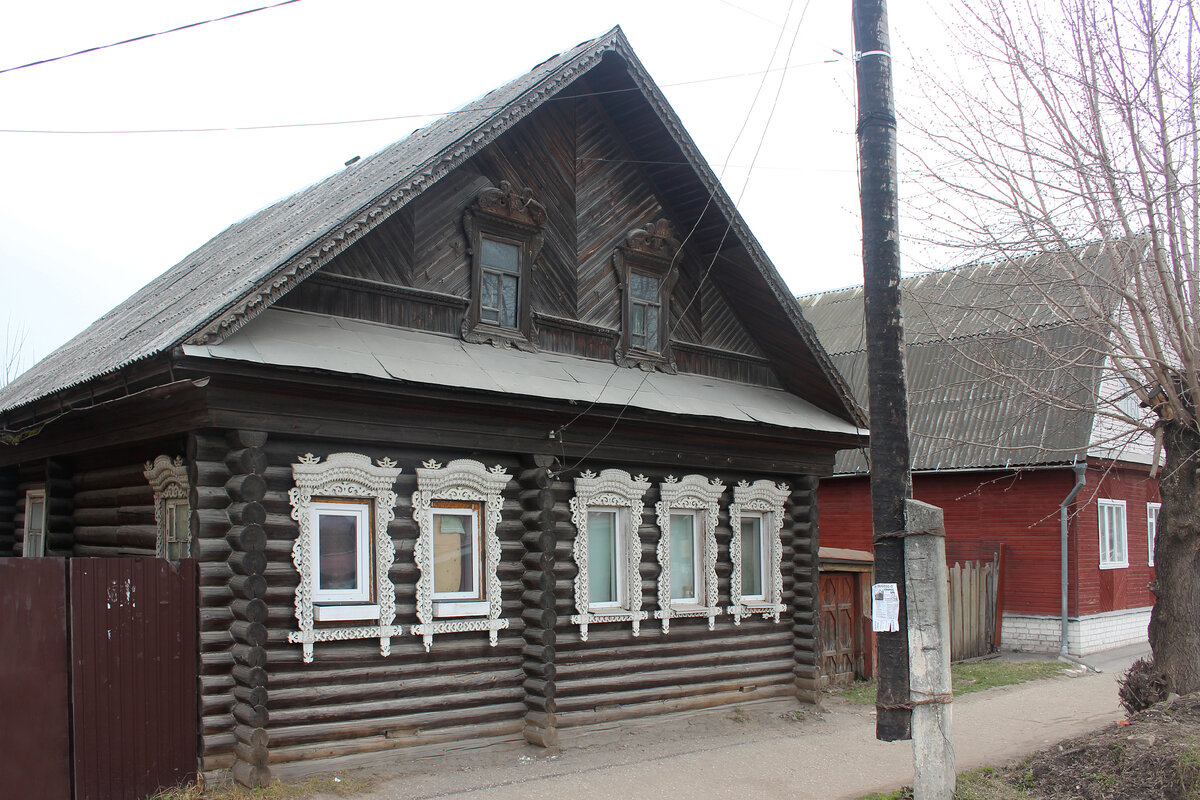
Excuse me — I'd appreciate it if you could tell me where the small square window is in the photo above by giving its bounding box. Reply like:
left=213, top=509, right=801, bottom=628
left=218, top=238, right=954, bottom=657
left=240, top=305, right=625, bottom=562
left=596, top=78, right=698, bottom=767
left=311, top=500, right=373, bottom=604
left=1098, top=499, right=1128, bottom=569
left=1147, top=502, right=1160, bottom=567
left=23, top=488, right=46, bottom=558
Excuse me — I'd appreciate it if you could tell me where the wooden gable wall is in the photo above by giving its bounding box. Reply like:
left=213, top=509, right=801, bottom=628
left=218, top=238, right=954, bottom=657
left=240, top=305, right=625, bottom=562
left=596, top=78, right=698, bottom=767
left=278, top=80, right=775, bottom=385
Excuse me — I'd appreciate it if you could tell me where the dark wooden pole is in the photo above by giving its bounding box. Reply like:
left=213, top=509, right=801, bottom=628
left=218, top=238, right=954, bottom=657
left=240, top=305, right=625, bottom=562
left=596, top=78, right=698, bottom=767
left=854, top=0, right=913, bottom=742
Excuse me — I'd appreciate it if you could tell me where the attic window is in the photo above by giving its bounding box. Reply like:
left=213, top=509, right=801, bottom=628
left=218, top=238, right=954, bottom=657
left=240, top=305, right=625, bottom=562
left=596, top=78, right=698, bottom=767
left=462, top=182, right=546, bottom=350
left=614, top=219, right=680, bottom=370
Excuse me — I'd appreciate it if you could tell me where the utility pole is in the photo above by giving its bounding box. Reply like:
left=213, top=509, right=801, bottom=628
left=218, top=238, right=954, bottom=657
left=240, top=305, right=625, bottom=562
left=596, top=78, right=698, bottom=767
left=852, top=0, right=912, bottom=743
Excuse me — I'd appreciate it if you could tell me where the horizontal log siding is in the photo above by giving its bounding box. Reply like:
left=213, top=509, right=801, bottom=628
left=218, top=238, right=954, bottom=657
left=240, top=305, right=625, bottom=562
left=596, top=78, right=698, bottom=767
left=70, top=461, right=158, bottom=557
left=257, top=438, right=526, bottom=769
left=552, top=469, right=811, bottom=727
left=0, top=467, right=17, bottom=556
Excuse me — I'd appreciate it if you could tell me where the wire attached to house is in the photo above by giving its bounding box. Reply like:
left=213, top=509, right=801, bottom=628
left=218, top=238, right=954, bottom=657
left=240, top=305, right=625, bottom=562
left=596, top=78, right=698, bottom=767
left=0, top=0, right=304, bottom=76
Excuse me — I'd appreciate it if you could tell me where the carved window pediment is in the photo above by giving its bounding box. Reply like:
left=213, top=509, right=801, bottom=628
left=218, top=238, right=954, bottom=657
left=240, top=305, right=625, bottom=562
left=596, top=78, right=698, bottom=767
left=144, top=455, right=191, bottom=562
left=462, top=181, right=546, bottom=351
left=615, top=219, right=681, bottom=372
left=728, top=479, right=789, bottom=624
left=287, top=452, right=403, bottom=663
left=411, top=459, right=513, bottom=651
left=655, top=475, right=726, bottom=632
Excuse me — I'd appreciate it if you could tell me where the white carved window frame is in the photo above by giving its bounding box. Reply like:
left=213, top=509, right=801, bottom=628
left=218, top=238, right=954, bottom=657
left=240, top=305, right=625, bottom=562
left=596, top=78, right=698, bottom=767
left=287, top=452, right=403, bottom=663
left=569, top=469, right=651, bottom=641
left=144, top=455, right=191, bottom=561
left=728, top=479, right=789, bottom=624
left=411, top=459, right=512, bottom=652
left=655, top=475, right=725, bottom=633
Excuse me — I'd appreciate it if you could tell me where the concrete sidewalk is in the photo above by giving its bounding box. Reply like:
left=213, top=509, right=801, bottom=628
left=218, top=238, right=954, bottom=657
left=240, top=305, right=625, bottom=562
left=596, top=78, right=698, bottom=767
left=331, top=644, right=1147, bottom=800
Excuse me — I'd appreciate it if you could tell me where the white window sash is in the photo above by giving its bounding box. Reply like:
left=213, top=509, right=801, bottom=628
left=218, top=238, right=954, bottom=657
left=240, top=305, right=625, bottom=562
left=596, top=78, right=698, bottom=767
left=311, top=501, right=372, bottom=604
left=668, top=511, right=703, bottom=606
left=587, top=508, right=626, bottom=610
left=1098, top=499, right=1128, bottom=569
left=431, top=505, right=483, bottom=601
left=1147, top=503, right=1160, bottom=567
left=740, top=512, right=768, bottom=601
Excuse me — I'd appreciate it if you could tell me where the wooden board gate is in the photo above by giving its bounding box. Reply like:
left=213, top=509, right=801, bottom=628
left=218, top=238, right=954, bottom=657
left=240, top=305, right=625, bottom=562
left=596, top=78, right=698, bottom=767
left=0, top=558, right=198, bottom=800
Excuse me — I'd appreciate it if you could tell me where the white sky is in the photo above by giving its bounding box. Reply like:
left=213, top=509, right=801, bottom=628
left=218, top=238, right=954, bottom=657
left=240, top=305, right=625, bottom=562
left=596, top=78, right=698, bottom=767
left=0, top=0, right=948, bottom=370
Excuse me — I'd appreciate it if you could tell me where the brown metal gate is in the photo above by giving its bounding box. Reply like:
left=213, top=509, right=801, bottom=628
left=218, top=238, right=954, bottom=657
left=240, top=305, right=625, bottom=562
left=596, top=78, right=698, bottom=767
left=0, top=558, right=198, bottom=800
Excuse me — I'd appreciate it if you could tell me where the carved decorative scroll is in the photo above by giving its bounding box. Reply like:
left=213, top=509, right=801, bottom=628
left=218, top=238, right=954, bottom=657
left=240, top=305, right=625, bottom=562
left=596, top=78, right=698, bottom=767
left=728, top=479, right=790, bottom=624
left=654, top=475, right=726, bottom=633
left=410, top=459, right=512, bottom=651
left=287, top=452, right=402, bottom=662
left=144, top=455, right=190, bottom=560
left=569, top=469, right=651, bottom=641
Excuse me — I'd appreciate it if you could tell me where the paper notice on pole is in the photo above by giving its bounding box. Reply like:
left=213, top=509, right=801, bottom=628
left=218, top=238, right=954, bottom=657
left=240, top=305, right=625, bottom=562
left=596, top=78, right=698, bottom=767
left=871, top=582, right=900, bottom=632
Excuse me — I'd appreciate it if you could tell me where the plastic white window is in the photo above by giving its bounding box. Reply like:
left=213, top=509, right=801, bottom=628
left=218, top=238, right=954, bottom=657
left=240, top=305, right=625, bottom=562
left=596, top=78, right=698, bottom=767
left=1098, top=499, right=1128, bottom=569
left=311, top=500, right=372, bottom=604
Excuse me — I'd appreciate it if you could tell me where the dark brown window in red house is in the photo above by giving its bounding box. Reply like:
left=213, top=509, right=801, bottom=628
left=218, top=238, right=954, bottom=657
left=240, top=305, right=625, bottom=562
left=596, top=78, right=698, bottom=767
left=462, top=181, right=546, bottom=350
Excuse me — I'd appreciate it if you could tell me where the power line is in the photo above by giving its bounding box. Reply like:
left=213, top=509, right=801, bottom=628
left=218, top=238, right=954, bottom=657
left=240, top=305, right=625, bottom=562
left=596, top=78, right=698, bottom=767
left=0, top=0, right=304, bottom=76
left=0, top=58, right=835, bottom=136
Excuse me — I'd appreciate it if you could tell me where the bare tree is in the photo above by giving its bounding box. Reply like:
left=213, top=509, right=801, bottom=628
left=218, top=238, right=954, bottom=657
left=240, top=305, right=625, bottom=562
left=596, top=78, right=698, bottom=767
left=2, top=317, right=29, bottom=389
left=905, top=0, right=1199, bottom=692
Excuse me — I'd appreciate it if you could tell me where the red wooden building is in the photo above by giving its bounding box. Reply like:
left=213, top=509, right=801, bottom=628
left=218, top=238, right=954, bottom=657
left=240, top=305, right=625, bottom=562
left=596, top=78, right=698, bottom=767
left=801, top=246, right=1160, bottom=657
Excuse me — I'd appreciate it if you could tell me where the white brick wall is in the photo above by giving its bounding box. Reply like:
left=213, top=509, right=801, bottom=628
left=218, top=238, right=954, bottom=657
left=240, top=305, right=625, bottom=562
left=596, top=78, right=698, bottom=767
left=1001, top=607, right=1151, bottom=656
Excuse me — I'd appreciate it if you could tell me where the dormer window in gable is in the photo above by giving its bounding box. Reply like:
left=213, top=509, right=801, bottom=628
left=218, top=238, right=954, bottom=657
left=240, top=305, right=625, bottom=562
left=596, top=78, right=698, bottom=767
left=614, top=219, right=681, bottom=371
left=462, top=181, right=547, bottom=351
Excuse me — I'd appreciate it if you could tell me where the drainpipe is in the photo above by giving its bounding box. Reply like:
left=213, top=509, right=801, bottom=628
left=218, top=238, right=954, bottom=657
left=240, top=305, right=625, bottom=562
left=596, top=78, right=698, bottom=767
left=1059, top=463, right=1087, bottom=660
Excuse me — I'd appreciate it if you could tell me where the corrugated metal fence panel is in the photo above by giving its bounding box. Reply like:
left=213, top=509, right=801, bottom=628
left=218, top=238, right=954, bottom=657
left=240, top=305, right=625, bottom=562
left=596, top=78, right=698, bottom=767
left=70, top=558, right=198, bottom=800
left=0, top=558, right=72, bottom=799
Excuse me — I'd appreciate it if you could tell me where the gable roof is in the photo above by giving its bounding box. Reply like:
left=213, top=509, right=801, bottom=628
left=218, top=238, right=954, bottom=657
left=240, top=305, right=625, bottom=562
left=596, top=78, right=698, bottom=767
left=799, top=244, right=1126, bottom=473
left=0, top=27, right=859, bottom=428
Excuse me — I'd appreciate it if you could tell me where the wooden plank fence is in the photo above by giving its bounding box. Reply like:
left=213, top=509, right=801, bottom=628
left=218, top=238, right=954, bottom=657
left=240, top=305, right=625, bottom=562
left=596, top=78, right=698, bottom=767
left=947, top=549, right=1005, bottom=661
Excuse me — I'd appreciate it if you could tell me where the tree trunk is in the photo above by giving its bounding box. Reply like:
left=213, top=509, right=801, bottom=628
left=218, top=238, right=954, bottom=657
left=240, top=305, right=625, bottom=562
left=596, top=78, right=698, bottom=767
left=1148, top=419, right=1200, bottom=695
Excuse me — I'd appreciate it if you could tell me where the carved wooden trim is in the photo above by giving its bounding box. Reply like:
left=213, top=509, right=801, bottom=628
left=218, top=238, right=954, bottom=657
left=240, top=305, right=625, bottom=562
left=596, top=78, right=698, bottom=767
left=308, top=273, right=470, bottom=308
left=728, top=479, right=790, bottom=624
left=287, top=452, right=402, bottom=662
left=410, top=458, right=512, bottom=651
left=568, top=468, right=651, bottom=641
left=461, top=182, right=546, bottom=352
left=654, top=474, right=725, bottom=633
left=671, top=341, right=771, bottom=367
left=533, top=312, right=619, bottom=339
left=614, top=219, right=681, bottom=372
left=144, top=454, right=190, bottom=560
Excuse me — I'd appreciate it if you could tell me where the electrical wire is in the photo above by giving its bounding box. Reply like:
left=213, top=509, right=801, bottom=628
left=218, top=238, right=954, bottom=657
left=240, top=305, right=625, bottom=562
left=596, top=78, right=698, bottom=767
left=0, top=0, right=303, bottom=76
left=0, top=59, right=835, bottom=136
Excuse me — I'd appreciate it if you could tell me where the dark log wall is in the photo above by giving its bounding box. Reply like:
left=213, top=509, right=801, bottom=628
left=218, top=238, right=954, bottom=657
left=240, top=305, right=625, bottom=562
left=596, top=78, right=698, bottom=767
left=277, top=89, right=779, bottom=387
left=551, top=463, right=818, bottom=730
left=71, top=461, right=157, bottom=557
left=0, top=467, right=17, bottom=556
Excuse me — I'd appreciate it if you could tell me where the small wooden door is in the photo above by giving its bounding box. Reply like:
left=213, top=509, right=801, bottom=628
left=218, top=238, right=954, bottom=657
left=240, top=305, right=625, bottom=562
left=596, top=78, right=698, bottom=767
left=819, top=572, right=859, bottom=685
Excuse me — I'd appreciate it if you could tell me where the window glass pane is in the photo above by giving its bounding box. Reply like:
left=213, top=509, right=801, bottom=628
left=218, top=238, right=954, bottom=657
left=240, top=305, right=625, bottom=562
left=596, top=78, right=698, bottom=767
left=588, top=511, right=618, bottom=605
left=670, top=513, right=697, bottom=601
left=433, top=512, right=476, bottom=596
left=741, top=517, right=763, bottom=596
left=481, top=238, right=520, bottom=273
left=630, top=272, right=660, bottom=301
left=631, top=304, right=645, bottom=336
left=645, top=305, right=660, bottom=352
left=28, top=499, right=45, bottom=533
left=481, top=273, right=499, bottom=323
left=499, top=274, right=518, bottom=328
left=318, top=514, right=360, bottom=591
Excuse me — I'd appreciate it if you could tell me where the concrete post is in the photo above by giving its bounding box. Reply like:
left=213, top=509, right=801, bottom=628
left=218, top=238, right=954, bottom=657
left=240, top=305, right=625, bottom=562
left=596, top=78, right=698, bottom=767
left=905, top=499, right=955, bottom=799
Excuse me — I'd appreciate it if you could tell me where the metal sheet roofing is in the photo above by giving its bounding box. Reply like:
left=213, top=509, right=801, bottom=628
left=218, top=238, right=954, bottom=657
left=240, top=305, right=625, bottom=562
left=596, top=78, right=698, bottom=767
left=798, top=249, right=1119, bottom=473
left=182, top=309, right=863, bottom=436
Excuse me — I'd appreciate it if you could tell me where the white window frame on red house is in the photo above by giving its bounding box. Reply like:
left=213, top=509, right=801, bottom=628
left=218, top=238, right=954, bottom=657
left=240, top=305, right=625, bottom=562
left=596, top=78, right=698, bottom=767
left=1147, top=502, right=1160, bottom=567
left=1098, top=498, right=1128, bottom=569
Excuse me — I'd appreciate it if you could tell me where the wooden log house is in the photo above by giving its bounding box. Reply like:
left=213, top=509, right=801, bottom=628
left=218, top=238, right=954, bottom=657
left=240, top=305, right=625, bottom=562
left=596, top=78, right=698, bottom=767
left=0, top=28, right=864, bottom=786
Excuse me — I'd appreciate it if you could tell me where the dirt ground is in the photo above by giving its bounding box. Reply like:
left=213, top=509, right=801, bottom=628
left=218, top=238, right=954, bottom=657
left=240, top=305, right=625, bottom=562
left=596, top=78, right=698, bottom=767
left=998, top=694, right=1200, bottom=800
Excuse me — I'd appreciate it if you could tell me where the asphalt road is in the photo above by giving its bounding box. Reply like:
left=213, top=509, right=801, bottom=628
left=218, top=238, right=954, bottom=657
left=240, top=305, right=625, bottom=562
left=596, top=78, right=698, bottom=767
left=322, top=644, right=1148, bottom=800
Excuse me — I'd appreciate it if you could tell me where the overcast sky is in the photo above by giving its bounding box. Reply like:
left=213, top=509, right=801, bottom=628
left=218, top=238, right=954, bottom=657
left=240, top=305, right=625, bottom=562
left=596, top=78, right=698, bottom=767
left=0, top=0, right=947, bottom=370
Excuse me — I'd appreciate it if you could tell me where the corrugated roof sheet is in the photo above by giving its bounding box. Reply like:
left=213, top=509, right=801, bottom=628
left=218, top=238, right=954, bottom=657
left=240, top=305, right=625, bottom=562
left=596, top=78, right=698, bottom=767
left=181, top=309, right=863, bottom=436
left=798, top=247, right=1121, bottom=473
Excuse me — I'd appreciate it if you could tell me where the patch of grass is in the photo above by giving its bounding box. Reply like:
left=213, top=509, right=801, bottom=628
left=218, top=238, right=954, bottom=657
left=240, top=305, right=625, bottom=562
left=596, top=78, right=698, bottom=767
left=833, top=660, right=1070, bottom=706
left=858, top=766, right=1035, bottom=800
left=146, top=772, right=376, bottom=800
left=727, top=705, right=750, bottom=724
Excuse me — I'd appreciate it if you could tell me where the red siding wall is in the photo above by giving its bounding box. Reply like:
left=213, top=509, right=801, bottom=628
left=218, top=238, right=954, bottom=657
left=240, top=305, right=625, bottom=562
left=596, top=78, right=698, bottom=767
left=819, top=464, right=1159, bottom=617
